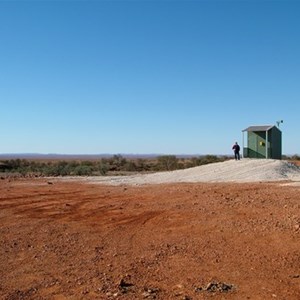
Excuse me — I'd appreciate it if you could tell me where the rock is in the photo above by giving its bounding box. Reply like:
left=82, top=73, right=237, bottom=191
left=219, top=282, right=234, bottom=292
left=142, top=287, right=159, bottom=298
left=118, top=278, right=134, bottom=294
left=142, top=291, right=152, bottom=298
left=195, top=281, right=234, bottom=293
left=206, top=282, right=218, bottom=292
left=119, top=278, right=133, bottom=288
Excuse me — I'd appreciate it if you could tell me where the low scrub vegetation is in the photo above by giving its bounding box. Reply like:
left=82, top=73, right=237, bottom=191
left=0, top=155, right=227, bottom=177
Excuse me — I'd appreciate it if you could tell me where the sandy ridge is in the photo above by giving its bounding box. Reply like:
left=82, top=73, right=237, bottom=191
left=71, top=158, right=300, bottom=185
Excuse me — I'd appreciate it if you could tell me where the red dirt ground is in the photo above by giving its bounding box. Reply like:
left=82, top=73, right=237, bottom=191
left=0, top=178, right=300, bottom=299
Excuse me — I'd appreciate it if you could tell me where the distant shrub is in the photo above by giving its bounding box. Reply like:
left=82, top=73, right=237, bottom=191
left=97, top=161, right=109, bottom=175
left=291, top=155, right=300, bottom=161
left=157, top=155, right=178, bottom=171
left=123, top=161, right=138, bottom=172
left=199, top=155, right=221, bottom=165
left=73, top=165, right=93, bottom=176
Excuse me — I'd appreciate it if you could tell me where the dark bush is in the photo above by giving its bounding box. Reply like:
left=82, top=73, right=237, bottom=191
left=73, top=165, right=93, bottom=176
left=0, top=155, right=227, bottom=177
left=157, top=155, right=178, bottom=171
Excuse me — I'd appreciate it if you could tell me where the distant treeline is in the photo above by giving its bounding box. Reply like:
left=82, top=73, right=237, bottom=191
left=282, top=155, right=300, bottom=161
left=0, top=155, right=227, bottom=177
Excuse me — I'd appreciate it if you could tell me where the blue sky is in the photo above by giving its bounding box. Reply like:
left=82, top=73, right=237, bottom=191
left=0, top=0, right=299, bottom=155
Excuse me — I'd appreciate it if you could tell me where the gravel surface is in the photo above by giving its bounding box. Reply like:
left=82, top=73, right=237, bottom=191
left=2, top=175, right=300, bottom=299
left=80, top=158, right=300, bottom=185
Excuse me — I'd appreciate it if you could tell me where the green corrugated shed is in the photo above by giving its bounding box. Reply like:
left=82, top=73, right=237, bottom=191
left=242, top=125, right=282, bottom=159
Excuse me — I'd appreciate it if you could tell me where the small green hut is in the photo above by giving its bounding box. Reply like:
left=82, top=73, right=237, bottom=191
left=242, top=125, right=282, bottom=159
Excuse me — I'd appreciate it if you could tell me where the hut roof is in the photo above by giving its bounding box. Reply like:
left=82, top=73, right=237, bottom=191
left=242, top=125, right=277, bottom=132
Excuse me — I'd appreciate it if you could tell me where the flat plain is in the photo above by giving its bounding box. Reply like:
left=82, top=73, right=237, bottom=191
left=1, top=176, right=300, bottom=299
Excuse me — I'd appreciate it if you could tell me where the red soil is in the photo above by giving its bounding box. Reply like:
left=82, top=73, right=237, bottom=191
left=0, top=178, right=300, bottom=299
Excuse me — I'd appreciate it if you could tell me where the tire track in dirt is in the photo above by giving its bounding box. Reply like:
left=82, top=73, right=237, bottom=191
left=1, top=179, right=300, bottom=299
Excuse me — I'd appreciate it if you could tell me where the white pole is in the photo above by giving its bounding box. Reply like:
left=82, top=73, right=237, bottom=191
left=242, top=131, right=244, bottom=158
left=266, top=130, right=268, bottom=159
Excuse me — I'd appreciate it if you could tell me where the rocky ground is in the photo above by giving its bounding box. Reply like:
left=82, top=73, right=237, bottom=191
left=0, top=178, right=300, bottom=299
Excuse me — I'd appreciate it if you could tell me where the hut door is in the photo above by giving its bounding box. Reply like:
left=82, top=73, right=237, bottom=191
left=248, top=133, right=258, bottom=158
left=256, top=132, right=266, bottom=158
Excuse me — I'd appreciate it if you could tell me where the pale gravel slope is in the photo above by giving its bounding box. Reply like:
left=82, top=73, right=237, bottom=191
left=82, top=159, right=300, bottom=185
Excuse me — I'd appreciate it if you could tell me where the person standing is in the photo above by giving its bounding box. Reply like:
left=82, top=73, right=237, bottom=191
left=232, top=142, right=240, bottom=160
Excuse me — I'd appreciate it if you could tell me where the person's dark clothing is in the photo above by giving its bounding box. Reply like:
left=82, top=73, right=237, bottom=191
left=232, top=143, right=240, bottom=160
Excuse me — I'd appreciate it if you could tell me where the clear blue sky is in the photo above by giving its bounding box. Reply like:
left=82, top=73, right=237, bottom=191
left=0, top=0, right=299, bottom=155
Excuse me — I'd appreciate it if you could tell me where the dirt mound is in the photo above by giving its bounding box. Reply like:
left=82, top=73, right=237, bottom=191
left=81, top=159, right=300, bottom=185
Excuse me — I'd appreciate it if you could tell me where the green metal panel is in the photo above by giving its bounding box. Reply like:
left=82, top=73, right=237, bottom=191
left=256, top=131, right=267, bottom=158
left=245, top=126, right=282, bottom=159
left=269, top=127, right=282, bottom=159
left=247, top=131, right=267, bottom=158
